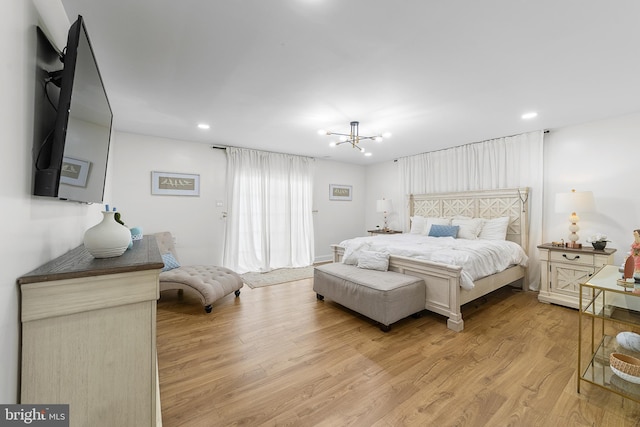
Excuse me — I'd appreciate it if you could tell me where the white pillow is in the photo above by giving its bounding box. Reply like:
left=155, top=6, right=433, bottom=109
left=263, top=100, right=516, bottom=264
left=410, top=215, right=426, bottom=234
left=342, top=242, right=370, bottom=265
left=479, top=217, right=510, bottom=240
left=356, top=250, right=390, bottom=271
left=424, top=217, right=451, bottom=235
left=451, top=218, right=483, bottom=240
left=452, top=215, right=472, bottom=220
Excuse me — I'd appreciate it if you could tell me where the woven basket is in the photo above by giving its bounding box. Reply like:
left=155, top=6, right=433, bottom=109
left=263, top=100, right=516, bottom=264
left=610, top=353, right=640, bottom=377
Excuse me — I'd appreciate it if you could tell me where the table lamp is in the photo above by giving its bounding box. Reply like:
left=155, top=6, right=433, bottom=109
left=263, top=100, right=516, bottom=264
left=555, top=189, right=595, bottom=249
left=376, top=198, right=393, bottom=231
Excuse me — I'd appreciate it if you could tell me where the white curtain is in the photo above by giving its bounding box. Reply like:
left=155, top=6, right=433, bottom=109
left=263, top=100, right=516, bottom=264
left=398, top=130, right=544, bottom=290
left=223, top=147, right=315, bottom=273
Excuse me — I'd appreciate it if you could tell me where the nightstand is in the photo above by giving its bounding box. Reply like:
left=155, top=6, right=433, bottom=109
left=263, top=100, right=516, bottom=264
left=538, top=243, right=616, bottom=309
left=368, top=229, right=402, bottom=236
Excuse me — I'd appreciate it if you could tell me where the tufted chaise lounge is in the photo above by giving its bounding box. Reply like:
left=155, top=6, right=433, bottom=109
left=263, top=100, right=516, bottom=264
left=154, top=231, right=243, bottom=313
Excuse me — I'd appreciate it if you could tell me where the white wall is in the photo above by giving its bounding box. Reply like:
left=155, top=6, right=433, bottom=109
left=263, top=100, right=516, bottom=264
left=543, top=112, right=640, bottom=265
left=365, top=111, right=640, bottom=269
left=313, top=159, right=367, bottom=261
left=0, top=0, right=105, bottom=403
left=110, top=133, right=367, bottom=264
left=364, top=160, right=403, bottom=232
left=6, top=0, right=639, bottom=406
left=110, top=132, right=226, bottom=265
left=112, top=110, right=640, bottom=275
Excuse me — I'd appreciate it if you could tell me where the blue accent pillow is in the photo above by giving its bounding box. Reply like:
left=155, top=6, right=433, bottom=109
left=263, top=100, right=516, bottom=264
left=161, top=252, right=180, bottom=272
left=428, top=224, right=460, bottom=238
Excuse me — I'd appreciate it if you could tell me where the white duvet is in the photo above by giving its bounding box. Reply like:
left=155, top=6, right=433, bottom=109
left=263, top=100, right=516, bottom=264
left=339, top=234, right=528, bottom=290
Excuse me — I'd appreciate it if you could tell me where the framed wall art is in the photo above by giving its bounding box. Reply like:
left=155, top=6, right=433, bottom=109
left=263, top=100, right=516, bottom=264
left=329, top=184, right=352, bottom=201
left=60, top=157, right=90, bottom=187
left=151, top=171, right=200, bottom=196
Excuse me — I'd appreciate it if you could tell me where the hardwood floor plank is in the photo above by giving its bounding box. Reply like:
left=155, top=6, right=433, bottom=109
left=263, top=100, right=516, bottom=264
left=157, top=279, right=640, bottom=426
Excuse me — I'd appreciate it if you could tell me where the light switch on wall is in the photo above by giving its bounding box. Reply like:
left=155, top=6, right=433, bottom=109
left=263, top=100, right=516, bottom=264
left=216, top=200, right=223, bottom=207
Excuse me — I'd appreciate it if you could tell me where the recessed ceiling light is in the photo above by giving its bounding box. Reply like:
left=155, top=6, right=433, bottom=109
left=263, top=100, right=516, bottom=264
left=197, top=123, right=210, bottom=130
left=521, top=112, right=538, bottom=120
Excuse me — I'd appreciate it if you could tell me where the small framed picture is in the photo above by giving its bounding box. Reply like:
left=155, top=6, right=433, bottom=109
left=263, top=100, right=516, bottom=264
left=329, top=184, right=352, bottom=201
left=151, top=171, right=200, bottom=196
left=60, top=157, right=90, bottom=187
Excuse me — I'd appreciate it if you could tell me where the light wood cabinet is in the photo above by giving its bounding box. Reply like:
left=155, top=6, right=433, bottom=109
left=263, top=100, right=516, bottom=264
left=538, top=243, right=616, bottom=309
left=17, top=236, right=163, bottom=427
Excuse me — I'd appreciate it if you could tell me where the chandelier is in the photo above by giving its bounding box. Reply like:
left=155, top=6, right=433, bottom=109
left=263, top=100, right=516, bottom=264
left=318, top=121, right=390, bottom=156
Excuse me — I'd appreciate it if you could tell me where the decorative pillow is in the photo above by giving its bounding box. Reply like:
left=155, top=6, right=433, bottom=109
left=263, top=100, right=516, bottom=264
left=451, top=218, right=484, bottom=240
left=410, top=215, right=426, bottom=234
left=161, top=252, right=180, bottom=272
left=424, top=217, right=451, bottom=235
left=479, top=217, right=510, bottom=240
left=342, top=242, right=370, bottom=265
left=428, top=224, right=459, bottom=238
left=356, top=250, right=390, bottom=271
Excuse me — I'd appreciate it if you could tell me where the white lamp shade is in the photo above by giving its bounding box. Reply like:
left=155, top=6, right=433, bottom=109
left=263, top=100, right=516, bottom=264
left=376, top=199, right=393, bottom=213
left=555, top=190, right=595, bottom=214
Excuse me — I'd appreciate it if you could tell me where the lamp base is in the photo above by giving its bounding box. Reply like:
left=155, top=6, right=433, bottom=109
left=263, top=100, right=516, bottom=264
left=565, top=242, right=582, bottom=249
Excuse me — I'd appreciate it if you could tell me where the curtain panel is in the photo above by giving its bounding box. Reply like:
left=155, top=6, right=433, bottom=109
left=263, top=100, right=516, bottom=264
left=398, top=130, right=544, bottom=290
left=223, top=147, right=315, bottom=273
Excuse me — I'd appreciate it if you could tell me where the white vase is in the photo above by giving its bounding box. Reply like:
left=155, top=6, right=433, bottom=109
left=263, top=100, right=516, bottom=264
left=84, top=211, right=132, bottom=258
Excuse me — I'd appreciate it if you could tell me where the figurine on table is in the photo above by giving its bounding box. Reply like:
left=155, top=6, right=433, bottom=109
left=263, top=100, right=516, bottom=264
left=632, top=229, right=640, bottom=276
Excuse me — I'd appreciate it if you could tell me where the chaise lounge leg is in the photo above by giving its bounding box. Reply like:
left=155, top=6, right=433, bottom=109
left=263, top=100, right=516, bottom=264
left=316, top=293, right=324, bottom=301
left=205, top=305, right=213, bottom=313
left=235, top=290, right=241, bottom=297
left=380, top=324, right=391, bottom=332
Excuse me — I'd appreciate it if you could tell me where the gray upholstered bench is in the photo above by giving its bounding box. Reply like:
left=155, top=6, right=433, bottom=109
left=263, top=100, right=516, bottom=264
left=313, top=263, right=425, bottom=331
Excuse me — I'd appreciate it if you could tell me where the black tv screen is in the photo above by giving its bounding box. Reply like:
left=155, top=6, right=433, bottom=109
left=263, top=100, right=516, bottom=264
left=34, top=15, right=112, bottom=204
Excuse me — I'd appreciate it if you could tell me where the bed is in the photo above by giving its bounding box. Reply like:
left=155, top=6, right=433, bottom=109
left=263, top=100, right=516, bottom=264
left=331, top=187, right=530, bottom=331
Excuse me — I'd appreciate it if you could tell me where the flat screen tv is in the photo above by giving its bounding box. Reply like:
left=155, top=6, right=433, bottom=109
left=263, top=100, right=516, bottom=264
left=33, top=15, right=112, bottom=204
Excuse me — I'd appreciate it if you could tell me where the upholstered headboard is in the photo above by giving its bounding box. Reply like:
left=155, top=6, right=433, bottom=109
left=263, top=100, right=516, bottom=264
left=409, top=187, right=529, bottom=252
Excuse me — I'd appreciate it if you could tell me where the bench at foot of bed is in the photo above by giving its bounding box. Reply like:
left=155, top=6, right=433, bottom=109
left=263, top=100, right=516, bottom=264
left=313, top=263, right=425, bottom=332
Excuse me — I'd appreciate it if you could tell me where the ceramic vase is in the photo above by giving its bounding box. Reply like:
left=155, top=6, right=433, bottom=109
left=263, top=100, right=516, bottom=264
left=84, top=211, right=132, bottom=258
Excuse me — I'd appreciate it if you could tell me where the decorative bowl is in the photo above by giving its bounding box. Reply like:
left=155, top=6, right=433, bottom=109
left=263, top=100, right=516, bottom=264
left=609, top=353, right=640, bottom=383
left=617, top=331, right=640, bottom=353
left=592, top=241, right=607, bottom=250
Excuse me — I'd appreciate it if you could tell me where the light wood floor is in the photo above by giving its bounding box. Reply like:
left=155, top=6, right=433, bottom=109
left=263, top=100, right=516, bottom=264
left=157, top=279, right=640, bottom=426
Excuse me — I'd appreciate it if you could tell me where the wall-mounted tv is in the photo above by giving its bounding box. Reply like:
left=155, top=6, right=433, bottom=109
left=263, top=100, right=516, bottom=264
left=33, top=15, right=112, bottom=204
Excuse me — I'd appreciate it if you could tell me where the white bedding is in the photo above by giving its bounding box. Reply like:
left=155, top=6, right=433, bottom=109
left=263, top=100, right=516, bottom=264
left=339, top=234, right=528, bottom=290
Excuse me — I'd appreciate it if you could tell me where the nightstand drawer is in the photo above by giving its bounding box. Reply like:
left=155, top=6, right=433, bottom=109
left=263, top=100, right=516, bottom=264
left=550, top=250, right=594, bottom=266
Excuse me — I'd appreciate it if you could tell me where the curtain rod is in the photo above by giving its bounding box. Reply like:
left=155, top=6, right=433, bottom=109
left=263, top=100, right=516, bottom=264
left=211, top=144, right=315, bottom=160
left=393, top=129, right=548, bottom=162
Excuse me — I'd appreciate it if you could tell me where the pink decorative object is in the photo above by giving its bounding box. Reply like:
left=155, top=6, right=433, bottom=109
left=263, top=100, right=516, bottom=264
left=624, top=256, right=634, bottom=279
left=632, top=229, right=640, bottom=274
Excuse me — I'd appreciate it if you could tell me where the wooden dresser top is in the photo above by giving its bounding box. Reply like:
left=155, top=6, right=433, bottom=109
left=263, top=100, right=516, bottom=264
left=17, top=235, right=164, bottom=285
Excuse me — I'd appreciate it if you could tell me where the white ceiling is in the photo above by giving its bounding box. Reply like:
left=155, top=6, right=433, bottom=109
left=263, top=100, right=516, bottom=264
left=59, top=0, right=640, bottom=165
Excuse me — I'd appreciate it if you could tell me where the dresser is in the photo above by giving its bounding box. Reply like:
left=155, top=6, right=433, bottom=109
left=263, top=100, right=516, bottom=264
left=538, top=243, right=616, bottom=309
left=17, top=236, right=164, bottom=427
